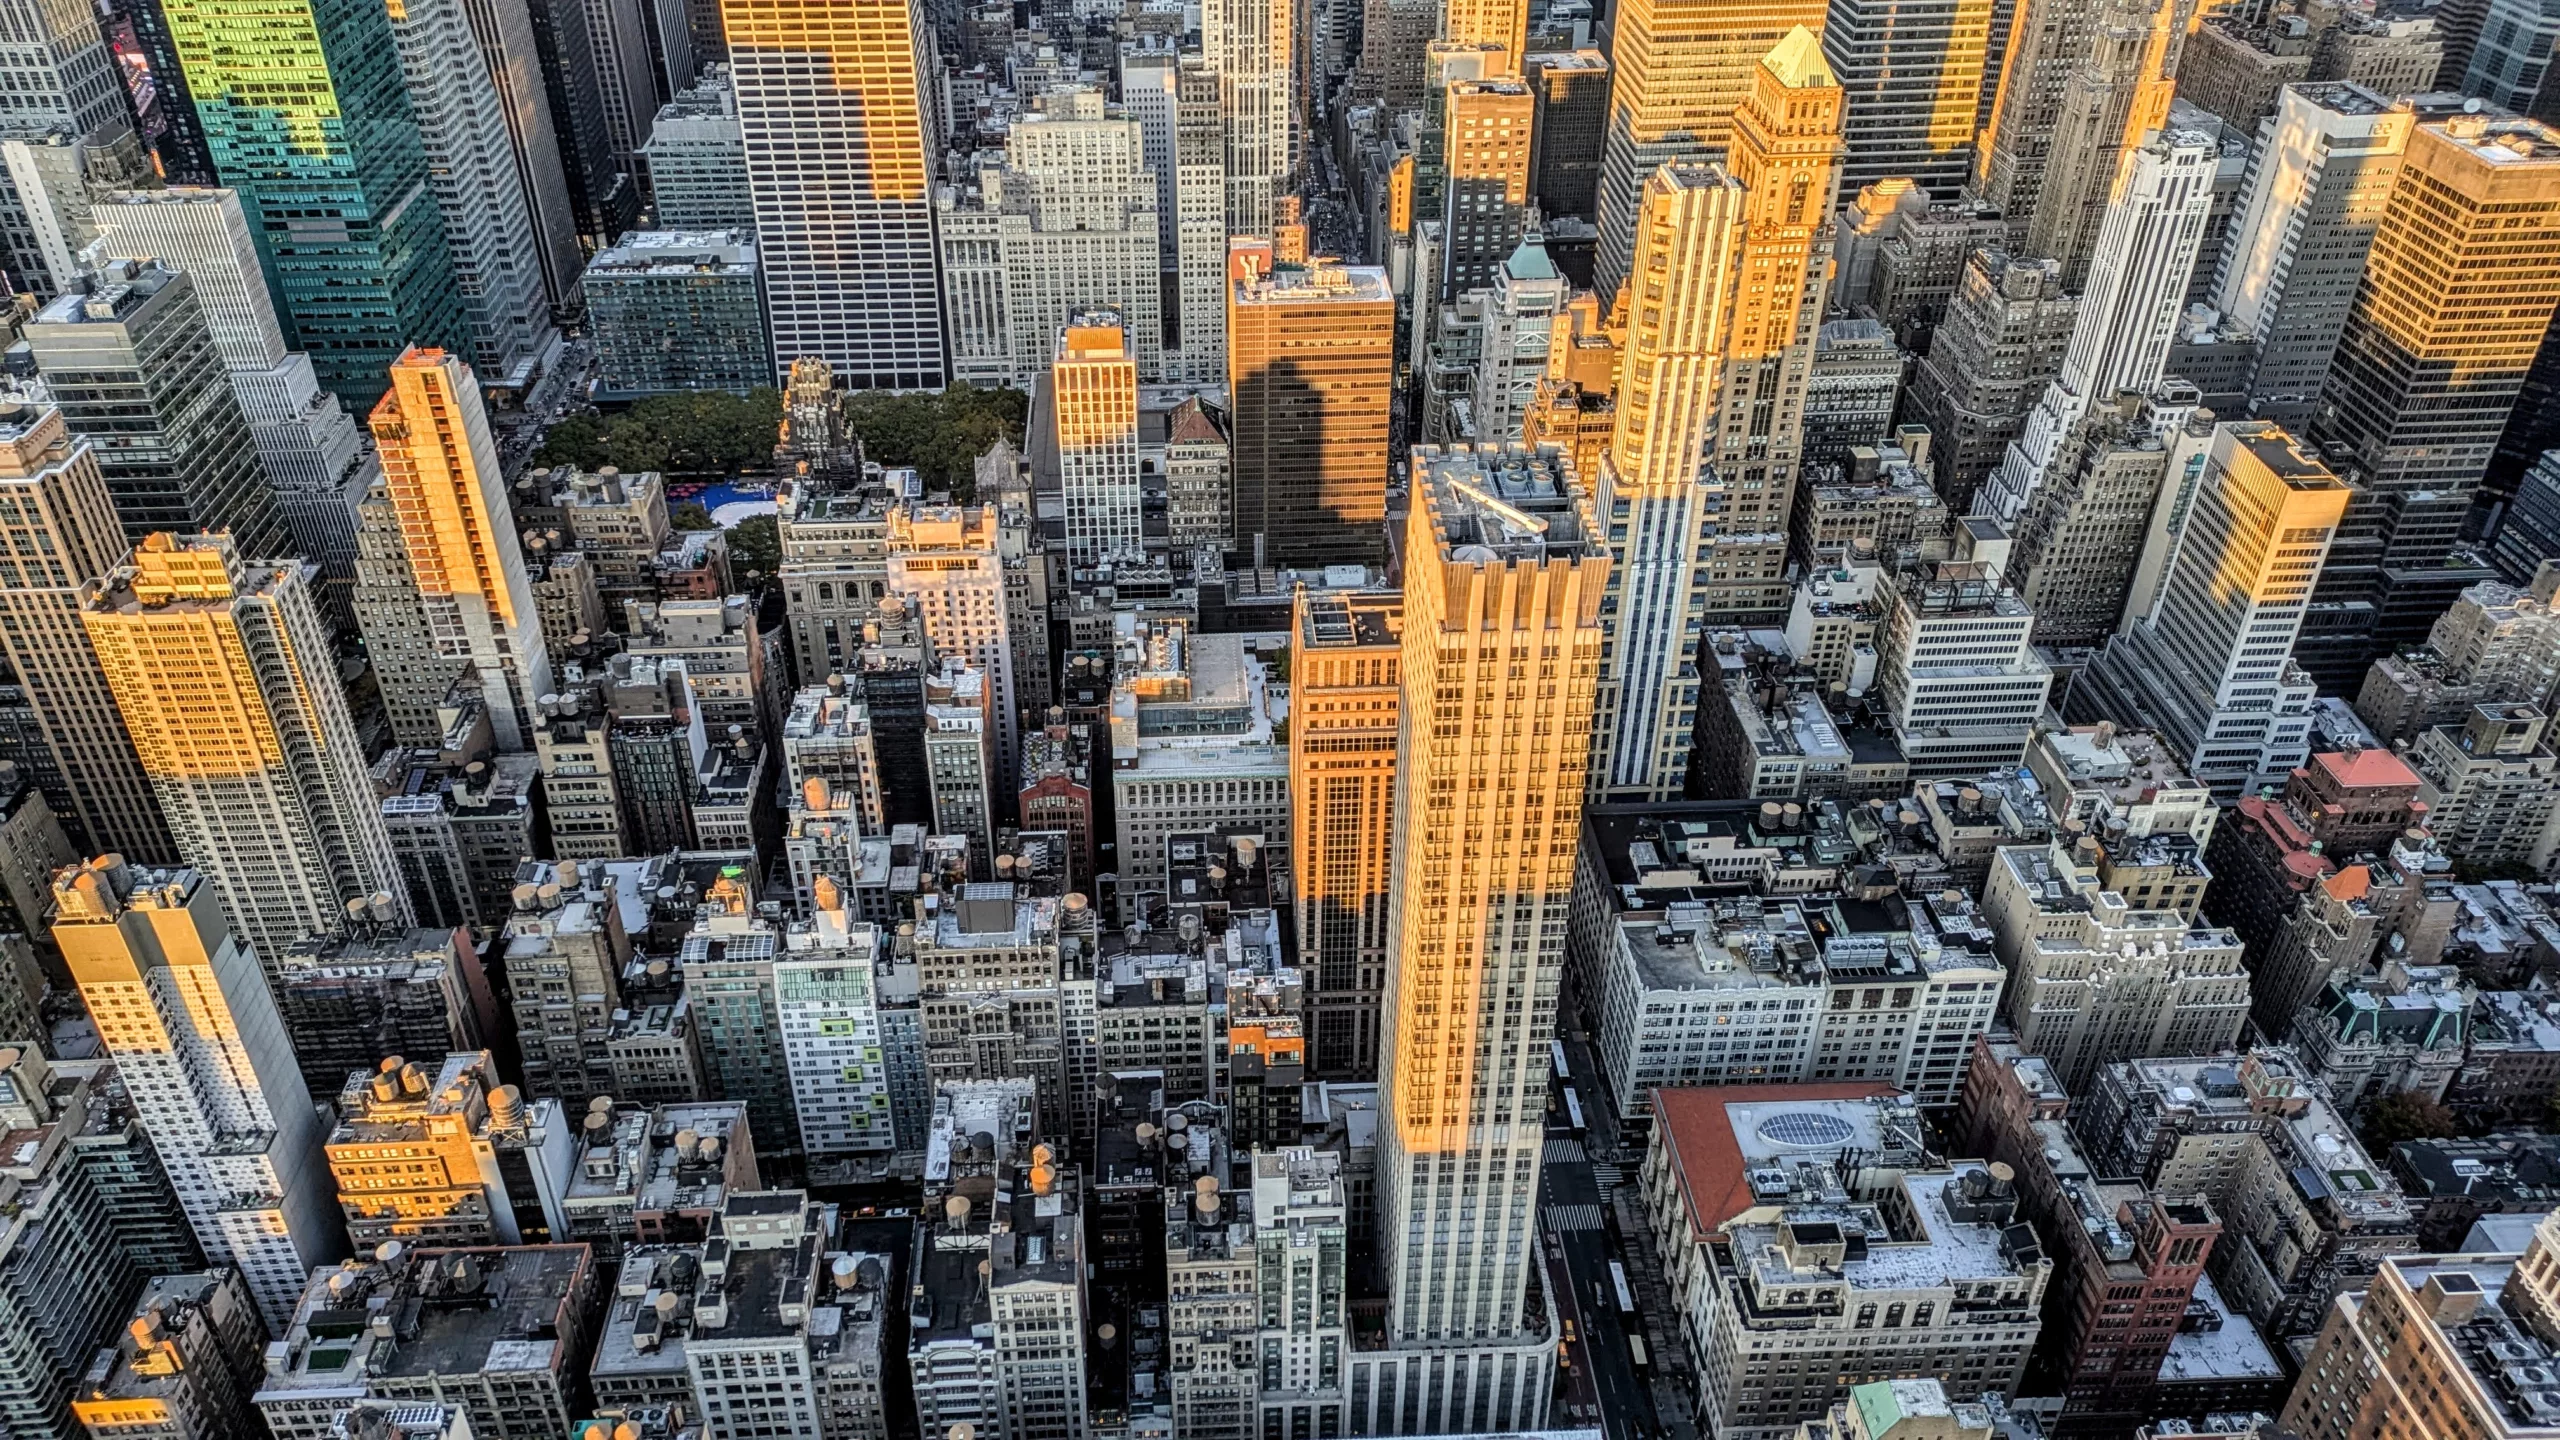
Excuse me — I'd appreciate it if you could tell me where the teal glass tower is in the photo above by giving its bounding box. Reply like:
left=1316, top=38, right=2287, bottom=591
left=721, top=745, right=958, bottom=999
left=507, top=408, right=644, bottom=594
left=158, top=0, right=466, bottom=405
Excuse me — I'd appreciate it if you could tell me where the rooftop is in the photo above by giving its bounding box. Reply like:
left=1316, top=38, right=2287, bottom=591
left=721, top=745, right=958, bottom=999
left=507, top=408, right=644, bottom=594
left=1414, top=442, right=1599, bottom=563
left=1653, top=1084, right=1929, bottom=1240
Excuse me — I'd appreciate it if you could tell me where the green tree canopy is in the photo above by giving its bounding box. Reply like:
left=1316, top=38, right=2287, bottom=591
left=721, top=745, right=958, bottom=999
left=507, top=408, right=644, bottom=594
left=534, top=389, right=783, bottom=475
left=842, top=383, right=1027, bottom=498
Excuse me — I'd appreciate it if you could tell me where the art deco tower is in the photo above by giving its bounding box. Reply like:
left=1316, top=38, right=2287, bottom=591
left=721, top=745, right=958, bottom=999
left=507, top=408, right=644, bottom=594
left=1590, top=30, right=1841, bottom=801
left=1370, top=442, right=1605, bottom=1432
left=80, top=534, right=408, bottom=968
left=367, top=347, right=555, bottom=750
left=1590, top=0, right=1830, bottom=300
left=722, top=0, right=944, bottom=388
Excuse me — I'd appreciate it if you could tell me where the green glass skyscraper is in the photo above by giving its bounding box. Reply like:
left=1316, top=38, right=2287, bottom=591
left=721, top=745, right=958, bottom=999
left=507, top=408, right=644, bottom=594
left=158, top=0, right=465, bottom=405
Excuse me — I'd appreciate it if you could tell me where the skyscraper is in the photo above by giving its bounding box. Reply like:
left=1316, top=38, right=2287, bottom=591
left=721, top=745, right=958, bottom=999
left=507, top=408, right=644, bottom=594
left=2211, top=84, right=2423, bottom=428
left=2075, top=423, right=2351, bottom=799
left=1226, top=252, right=1398, bottom=567
left=1052, top=313, right=1143, bottom=565
left=1206, top=0, right=1292, bottom=233
left=1976, top=128, right=2218, bottom=523
left=1821, top=0, right=1993, bottom=196
left=386, top=0, right=564, bottom=385
left=1173, top=55, right=1228, bottom=380
left=723, top=0, right=943, bottom=388
left=885, top=506, right=1020, bottom=801
left=1590, top=0, right=1830, bottom=300
left=1901, top=249, right=2079, bottom=510
left=1439, top=77, right=1535, bottom=297
left=0, top=0, right=145, bottom=299
left=2311, top=114, right=2560, bottom=629
left=0, top=399, right=171, bottom=861
left=53, top=853, right=345, bottom=1327
left=467, top=0, right=587, bottom=314
left=1977, top=0, right=2199, bottom=284
left=366, top=348, right=556, bottom=750
left=91, top=187, right=373, bottom=595
left=1369, top=442, right=1602, bottom=1430
left=1290, top=588, right=1401, bottom=1080
left=21, top=259, right=287, bottom=557
left=158, top=0, right=466, bottom=404
left=1591, top=31, right=1842, bottom=801
left=526, top=0, right=639, bottom=241
left=1442, top=0, right=1526, bottom=72
left=81, top=534, right=409, bottom=968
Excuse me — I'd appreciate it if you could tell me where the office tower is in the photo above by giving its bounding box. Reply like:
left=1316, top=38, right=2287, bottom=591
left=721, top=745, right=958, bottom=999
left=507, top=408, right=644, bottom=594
left=682, top=889, right=805, bottom=1161
left=777, top=906, right=893, bottom=1160
left=367, top=348, right=555, bottom=751
left=352, top=480, right=450, bottom=749
left=1872, top=532, right=2057, bottom=777
left=584, top=0, right=664, bottom=176
left=22, top=260, right=286, bottom=556
left=1526, top=50, right=1608, bottom=222
left=1830, top=180, right=2009, bottom=340
left=526, top=0, right=637, bottom=241
left=2283, top=1237, right=2560, bottom=1440
left=1053, top=314, right=1144, bottom=565
left=1440, top=77, right=1535, bottom=297
left=324, top=1051, right=533, bottom=1248
left=1443, top=0, right=1526, bottom=71
left=386, top=0, right=562, bottom=385
left=1901, top=251, right=2076, bottom=511
left=583, top=231, right=770, bottom=399
left=1227, top=255, right=1397, bottom=567
left=1466, top=230, right=1569, bottom=443
left=1170, top=56, right=1228, bottom=381
left=2465, top=0, right=2560, bottom=112
left=885, top=506, right=1018, bottom=794
left=1205, top=0, right=1291, bottom=234
left=2076, top=424, right=2351, bottom=800
left=1291, top=589, right=1400, bottom=1081
left=1802, top=320, right=1904, bottom=465
left=90, top=187, right=372, bottom=590
left=0, top=1048, right=150, bottom=1440
left=1589, top=0, right=1830, bottom=301
left=1367, top=444, right=1599, bottom=1429
left=1106, top=622, right=1288, bottom=920
left=1359, top=0, right=1430, bottom=107
left=2005, top=388, right=2207, bottom=650
left=1590, top=32, right=1842, bottom=802
left=938, top=88, right=1165, bottom=388
left=0, top=401, right=170, bottom=860
left=72, top=1267, right=270, bottom=1440
left=157, top=0, right=464, bottom=404
left=641, top=65, right=749, bottom=230
left=1978, top=0, right=2199, bottom=284
left=54, top=855, right=343, bottom=1326
left=2311, top=115, right=2560, bottom=649
left=0, top=0, right=139, bottom=297
left=461, top=0, right=584, bottom=316
left=275, top=929, right=484, bottom=1101
left=2213, top=85, right=2421, bottom=428
left=723, top=0, right=940, bottom=388
left=0, top=125, right=154, bottom=301
left=1822, top=0, right=1993, bottom=196
left=82, top=534, right=407, bottom=966
left=1977, top=129, right=2217, bottom=524
left=1120, top=43, right=1182, bottom=255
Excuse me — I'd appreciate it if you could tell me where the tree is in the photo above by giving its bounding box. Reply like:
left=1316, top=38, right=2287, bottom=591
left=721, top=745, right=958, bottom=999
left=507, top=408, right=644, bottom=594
left=842, top=383, right=1028, bottom=497
left=2362, top=1092, right=2460, bottom=1150
left=728, top=514, right=781, bottom=582
left=670, top=502, right=718, bottom=531
left=532, top=389, right=782, bottom=475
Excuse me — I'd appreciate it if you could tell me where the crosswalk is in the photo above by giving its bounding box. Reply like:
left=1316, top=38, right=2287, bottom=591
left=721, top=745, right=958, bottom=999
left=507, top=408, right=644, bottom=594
left=1591, top=1161, right=1625, bottom=1190
left=1546, top=1202, right=1607, bottom=1232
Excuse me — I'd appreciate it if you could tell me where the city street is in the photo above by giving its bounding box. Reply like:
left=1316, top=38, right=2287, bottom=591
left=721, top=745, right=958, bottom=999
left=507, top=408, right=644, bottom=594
left=1542, top=1070, right=1662, bottom=1440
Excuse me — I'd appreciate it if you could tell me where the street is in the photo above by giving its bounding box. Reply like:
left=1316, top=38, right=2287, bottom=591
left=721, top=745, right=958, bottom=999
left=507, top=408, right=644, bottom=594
left=1542, top=1064, right=1663, bottom=1440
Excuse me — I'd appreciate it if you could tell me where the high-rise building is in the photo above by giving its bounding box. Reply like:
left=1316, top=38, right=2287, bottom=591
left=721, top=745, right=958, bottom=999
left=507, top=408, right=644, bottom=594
left=1205, top=0, right=1291, bottom=233
left=2075, top=423, right=2353, bottom=800
left=1902, top=250, right=2078, bottom=511
left=2283, top=1233, right=2560, bottom=1440
left=776, top=905, right=894, bottom=1161
left=324, top=1051, right=541, bottom=1249
left=2310, top=113, right=2560, bottom=655
left=1290, top=589, right=1400, bottom=1081
left=54, top=855, right=344, bottom=1327
left=464, top=0, right=587, bottom=316
left=722, top=0, right=942, bottom=388
left=1977, top=129, right=2218, bottom=525
left=0, top=1047, right=153, bottom=1440
left=1872, top=531, right=2056, bottom=778
left=2004, top=388, right=2208, bottom=651
left=89, top=188, right=372, bottom=598
left=21, top=259, right=286, bottom=557
left=582, top=230, right=770, bottom=399
left=640, top=65, right=751, bottom=231
left=1591, top=31, right=1842, bottom=801
left=1526, top=51, right=1608, bottom=223
left=2211, top=85, right=2424, bottom=428
left=1977, top=0, right=2199, bottom=284
left=937, top=88, right=1165, bottom=388
left=82, top=534, right=407, bottom=966
left=1226, top=255, right=1398, bottom=567
left=1589, top=0, right=1830, bottom=301
left=0, top=0, right=147, bottom=300
left=1440, top=77, right=1535, bottom=297
left=527, top=0, right=639, bottom=241
left=1821, top=0, right=1993, bottom=196
left=1052, top=313, right=1145, bottom=566
left=584, top=0, right=666, bottom=179
left=1172, top=55, right=1228, bottom=381
left=157, top=0, right=465, bottom=404
left=0, top=400, right=170, bottom=860
left=885, top=505, right=1019, bottom=796
left=367, top=348, right=555, bottom=751
left=1367, top=443, right=1602, bottom=1429
left=387, top=0, right=564, bottom=386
